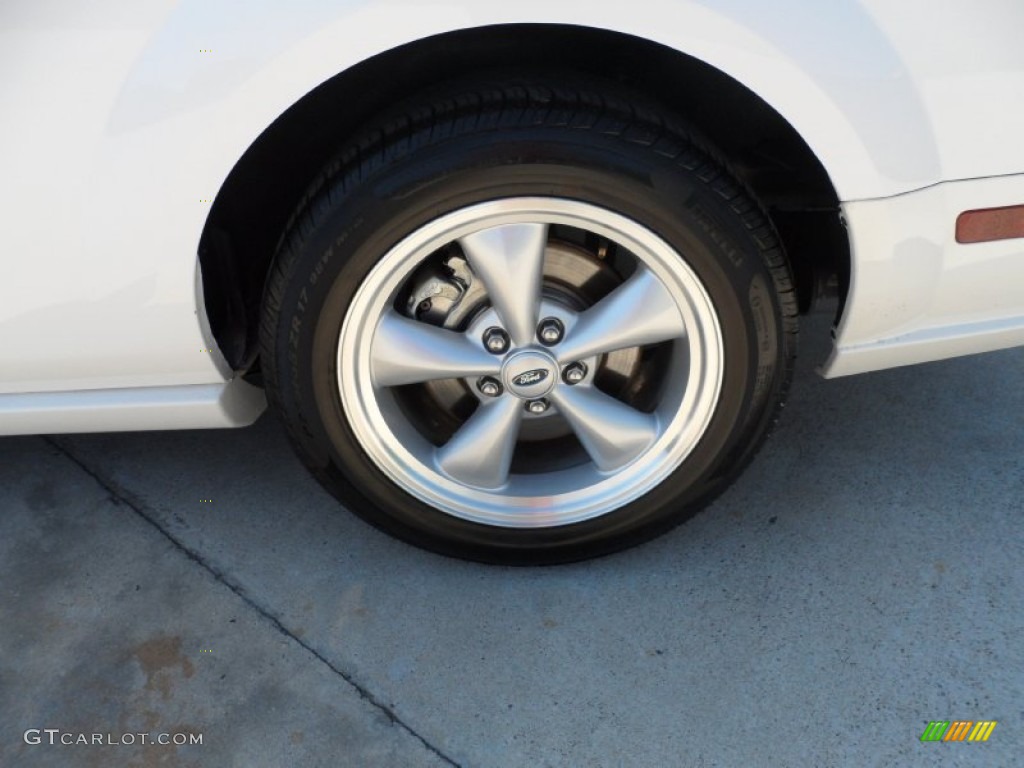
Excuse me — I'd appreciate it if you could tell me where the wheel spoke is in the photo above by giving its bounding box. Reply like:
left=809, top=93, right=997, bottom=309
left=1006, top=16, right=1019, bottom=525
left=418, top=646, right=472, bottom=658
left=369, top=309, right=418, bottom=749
left=549, top=386, right=659, bottom=471
left=435, top=397, right=523, bottom=489
left=557, top=267, right=687, bottom=361
left=371, top=310, right=499, bottom=387
left=459, top=223, right=548, bottom=346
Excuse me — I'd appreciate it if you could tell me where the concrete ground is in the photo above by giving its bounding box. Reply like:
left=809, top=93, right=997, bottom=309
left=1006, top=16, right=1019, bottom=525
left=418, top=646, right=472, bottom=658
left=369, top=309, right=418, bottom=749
left=2, top=318, right=1022, bottom=768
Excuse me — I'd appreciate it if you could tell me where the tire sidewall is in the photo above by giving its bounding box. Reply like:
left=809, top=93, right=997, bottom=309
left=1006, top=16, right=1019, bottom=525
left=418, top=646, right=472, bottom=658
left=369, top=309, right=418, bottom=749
left=270, top=127, right=785, bottom=562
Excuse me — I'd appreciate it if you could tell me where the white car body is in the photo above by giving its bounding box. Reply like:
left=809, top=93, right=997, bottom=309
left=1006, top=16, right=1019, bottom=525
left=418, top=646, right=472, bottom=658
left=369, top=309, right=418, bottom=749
left=2, top=0, right=1023, bottom=434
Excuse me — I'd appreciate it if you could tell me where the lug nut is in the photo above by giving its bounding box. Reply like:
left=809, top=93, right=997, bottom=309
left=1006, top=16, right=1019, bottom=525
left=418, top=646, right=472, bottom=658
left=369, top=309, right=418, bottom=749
left=563, top=362, right=588, bottom=385
left=482, top=327, right=510, bottom=355
left=477, top=377, right=503, bottom=397
left=537, top=317, right=564, bottom=346
left=526, top=399, right=550, bottom=415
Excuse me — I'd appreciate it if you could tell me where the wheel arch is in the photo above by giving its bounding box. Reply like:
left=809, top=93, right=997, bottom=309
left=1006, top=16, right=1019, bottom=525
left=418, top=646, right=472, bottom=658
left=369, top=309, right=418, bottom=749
left=198, top=23, right=849, bottom=372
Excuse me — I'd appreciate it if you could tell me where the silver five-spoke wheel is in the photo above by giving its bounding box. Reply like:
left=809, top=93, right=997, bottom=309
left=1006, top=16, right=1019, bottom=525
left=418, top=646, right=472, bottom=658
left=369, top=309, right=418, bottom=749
left=339, top=198, right=724, bottom=527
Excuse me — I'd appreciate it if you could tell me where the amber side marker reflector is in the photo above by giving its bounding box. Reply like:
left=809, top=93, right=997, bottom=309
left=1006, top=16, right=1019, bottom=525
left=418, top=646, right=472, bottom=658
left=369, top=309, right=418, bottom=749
left=956, top=204, right=1024, bottom=244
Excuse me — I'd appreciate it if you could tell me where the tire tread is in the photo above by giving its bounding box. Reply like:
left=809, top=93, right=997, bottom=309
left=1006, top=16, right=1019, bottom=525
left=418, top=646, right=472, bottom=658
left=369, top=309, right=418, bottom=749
left=260, top=74, right=799, bottom=562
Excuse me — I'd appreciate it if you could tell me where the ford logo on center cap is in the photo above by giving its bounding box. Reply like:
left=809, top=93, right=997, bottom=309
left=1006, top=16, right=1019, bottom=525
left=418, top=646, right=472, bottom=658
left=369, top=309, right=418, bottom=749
left=512, top=369, right=549, bottom=387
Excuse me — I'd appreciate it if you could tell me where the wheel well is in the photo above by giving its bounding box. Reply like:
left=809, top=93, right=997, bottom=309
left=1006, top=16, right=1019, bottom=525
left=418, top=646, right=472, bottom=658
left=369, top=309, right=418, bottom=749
left=200, top=24, right=848, bottom=372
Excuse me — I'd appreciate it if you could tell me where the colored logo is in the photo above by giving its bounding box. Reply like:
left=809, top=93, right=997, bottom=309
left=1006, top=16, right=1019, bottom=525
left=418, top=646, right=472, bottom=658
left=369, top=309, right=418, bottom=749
left=513, top=369, right=549, bottom=387
left=920, top=721, right=997, bottom=742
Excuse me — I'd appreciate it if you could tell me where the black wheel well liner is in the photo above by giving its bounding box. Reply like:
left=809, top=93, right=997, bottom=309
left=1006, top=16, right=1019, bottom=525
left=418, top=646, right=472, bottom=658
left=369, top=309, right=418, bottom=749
left=199, top=23, right=848, bottom=372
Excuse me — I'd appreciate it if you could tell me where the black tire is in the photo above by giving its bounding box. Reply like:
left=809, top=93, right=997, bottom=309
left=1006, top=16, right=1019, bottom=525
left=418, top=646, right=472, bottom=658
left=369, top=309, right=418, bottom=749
left=260, top=75, right=797, bottom=565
